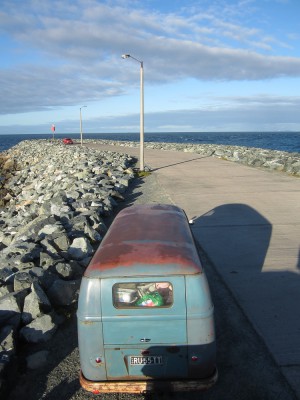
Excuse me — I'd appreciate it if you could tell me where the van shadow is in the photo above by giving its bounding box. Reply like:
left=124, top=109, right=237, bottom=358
left=191, top=203, right=300, bottom=331
left=189, top=203, right=300, bottom=399
left=191, top=203, right=272, bottom=276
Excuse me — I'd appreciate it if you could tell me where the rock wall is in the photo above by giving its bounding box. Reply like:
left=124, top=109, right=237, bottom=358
left=0, top=139, right=136, bottom=392
left=85, top=139, right=300, bottom=176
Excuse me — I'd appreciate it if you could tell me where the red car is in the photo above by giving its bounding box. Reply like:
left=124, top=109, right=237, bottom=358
left=63, top=138, right=73, bottom=145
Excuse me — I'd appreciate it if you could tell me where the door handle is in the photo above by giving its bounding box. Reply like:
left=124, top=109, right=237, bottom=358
left=140, top=338, right=151, bottom=342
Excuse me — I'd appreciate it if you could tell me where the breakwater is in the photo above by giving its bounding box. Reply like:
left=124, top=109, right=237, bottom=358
left=0, top=138, right=299, bottom=394
left=84, top=139, right=300, bottom=176
left=0, top=139, right=135, bottom=394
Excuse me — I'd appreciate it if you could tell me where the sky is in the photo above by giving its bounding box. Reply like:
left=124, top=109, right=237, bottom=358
left=0, top=0, right=300, bottom=135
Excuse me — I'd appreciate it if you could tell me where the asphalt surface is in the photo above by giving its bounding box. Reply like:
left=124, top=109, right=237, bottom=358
left=7, top=143, right=300, bottom=400
left=87, top=143, right=300, bottom=398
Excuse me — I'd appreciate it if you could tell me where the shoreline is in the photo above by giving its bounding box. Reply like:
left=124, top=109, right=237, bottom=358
left=1, top=132, right=299, bottom=155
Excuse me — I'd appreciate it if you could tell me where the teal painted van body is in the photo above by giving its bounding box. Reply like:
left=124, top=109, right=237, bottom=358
left=77, top=204, right=217, bottom=392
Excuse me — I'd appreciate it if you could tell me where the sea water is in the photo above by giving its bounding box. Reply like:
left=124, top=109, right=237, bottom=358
left=0, top=132, right=299, bottom=153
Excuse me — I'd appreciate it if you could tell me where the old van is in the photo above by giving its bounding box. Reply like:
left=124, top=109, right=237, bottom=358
left=77, top=204, right=217, bottom=394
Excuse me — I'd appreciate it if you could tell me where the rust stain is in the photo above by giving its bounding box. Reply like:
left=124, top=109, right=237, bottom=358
left=79, top=369, right=218, bottom=394
left=84, top=204, right=202, bottom=276
left=81, top=320, right=95, bottom=325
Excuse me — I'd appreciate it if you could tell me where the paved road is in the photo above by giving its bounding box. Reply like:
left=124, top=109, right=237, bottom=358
left=86, top=143, right=300, bottom=398
left=8, top=143, right=299, bottom=400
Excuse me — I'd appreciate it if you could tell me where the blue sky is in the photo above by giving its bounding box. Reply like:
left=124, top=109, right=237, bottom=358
left=0, top=0, right=300, bottom=134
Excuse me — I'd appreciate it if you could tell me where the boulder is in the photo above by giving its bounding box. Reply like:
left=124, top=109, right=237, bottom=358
left=0, top=325, right=15, bottom=355
left=19, top=314, right=57, bottom=343
left=39, top=252, right=60, bottom=270
left=0, top=268, right=17, bottom=285
left=1, top=242, right=42, bottom=263
left=84, top=223, right=102, bottom=243
left=54, top=260, right=82, bottom=280
left=11, top=215, right=57, bottom=243
left=13, top=272, right=34, bottom=292
left=22, top=282, right=51, bottom=325
left=46, top=279, right=81, bottom=306
left=26, top=350, right=49, bottom=370
left=51, top=232, right=70, bottom=251
left=37, top=223, right=65, bottom=240
left=0, top=293, right=21, bottom=326
left=68, top=237, right=93, bottom=260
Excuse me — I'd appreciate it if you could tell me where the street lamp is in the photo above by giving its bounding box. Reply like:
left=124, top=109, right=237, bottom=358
left=80, top=105, right=87, bottom=146
left=121, top=54, right=144, bottom=171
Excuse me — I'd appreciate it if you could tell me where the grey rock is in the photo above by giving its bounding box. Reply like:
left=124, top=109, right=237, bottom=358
left=0, top=255, right=23, bottom=271
left=90, top=138, right=300, bottom=176
left=38, top=201, right=52, bottom=215
left=39, top=252, right=60, bottom=270
left=84, top=223, right=102, bottom=243
left=104, top=195, right=118, bottom=208
left=40, top=238, right=61, bottom=258
left=65, top=190, right=81, bottom=201
left=0, top=268, right=17, bottom=284
left=89, top=215, right=107, bottom=235
left=29, top=266, right=44, bottom=279
left=0, top=293, right=20, bottom=325
left=78, top=256, right=92, bottom=268
left=59, top=213, right=74, bottom=230
left=13, top=272, right=34, bottom=292
left=19, top=314, right=57, bottom=343
left=69, top=214, right=89, bottom=233
left=0, top=285, right=12, bottom=297
left=54, top=262, right=75, bottom=280
left=0, top=138, right=137, bottom=373
left=68, top=237, right=93, bottom=260
left=0, top=325, right=15, bottom=355
left=11, top=215, right=57, bottom=243
left=112, top=184, right=126, bottom=195
left=117, top=176, right=130, bottom=187
left=1, top=242, right=41, bottom=263
left=47, top=279, right=81, bottom=306
left=0, top=232, right=13, bottom=247
left=22, top=282, right=51, bottom=325
left=17, top=261, right=36, bottom=271
left=36, top=271, right=59, bottom=291
left=37, top=223, right=65, bottom=239
left=50, top=203, right=72, bottom=216
left=51, top=232, right=70, bottom=251
left=26, top=350, right=49, bottom=370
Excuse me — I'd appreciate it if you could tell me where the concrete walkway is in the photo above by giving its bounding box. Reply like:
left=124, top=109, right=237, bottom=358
left=86, top=143, right=300, bottom=397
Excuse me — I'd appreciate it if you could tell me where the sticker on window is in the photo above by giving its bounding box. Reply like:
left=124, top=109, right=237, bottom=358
left=113, top=282, right=173, bottom=308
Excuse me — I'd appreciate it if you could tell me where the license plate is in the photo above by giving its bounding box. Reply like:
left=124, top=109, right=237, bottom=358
left=130, top=356, right=163, bottom=365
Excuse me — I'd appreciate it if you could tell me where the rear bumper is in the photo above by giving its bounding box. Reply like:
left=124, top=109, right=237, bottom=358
left=79, top=368, right=218, bottom=394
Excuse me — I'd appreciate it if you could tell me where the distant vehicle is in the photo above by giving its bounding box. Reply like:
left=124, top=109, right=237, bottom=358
left=77, top=204, right=217, bottom=395
left=62, top=138, right=73, bottom=144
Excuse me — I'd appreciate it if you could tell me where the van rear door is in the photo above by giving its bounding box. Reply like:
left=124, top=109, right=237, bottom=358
left=101, top=276, right=188, bottom=380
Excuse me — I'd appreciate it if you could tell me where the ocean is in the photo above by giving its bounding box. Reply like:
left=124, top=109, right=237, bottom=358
left=0, top=132, right=299, bottom=153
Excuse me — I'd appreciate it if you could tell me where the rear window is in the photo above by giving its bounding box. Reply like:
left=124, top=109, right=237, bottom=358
left=113, top=282, right=173, bottom=308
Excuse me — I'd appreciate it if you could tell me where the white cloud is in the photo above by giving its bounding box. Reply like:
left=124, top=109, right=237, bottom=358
left=0, top=0, right=299, bottom=132
left=2, top=93, right=299, bottom=133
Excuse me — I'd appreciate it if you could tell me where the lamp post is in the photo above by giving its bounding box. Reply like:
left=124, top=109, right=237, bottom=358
left=121, top=54, right=144, bottom=171
left=80, top=105, right=87, bottom=146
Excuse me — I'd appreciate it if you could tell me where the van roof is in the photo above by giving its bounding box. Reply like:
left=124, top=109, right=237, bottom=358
left=84, top=204, right=203, bottom=278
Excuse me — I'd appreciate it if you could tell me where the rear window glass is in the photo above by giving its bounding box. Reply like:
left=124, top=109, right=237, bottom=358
left=113, top=282, right=173, bottom=308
